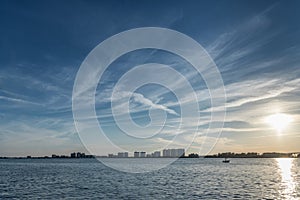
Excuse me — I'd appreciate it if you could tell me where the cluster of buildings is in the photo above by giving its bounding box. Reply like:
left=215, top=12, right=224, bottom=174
left=107, top=149, right=185, bottom=158
left=4, top=151, right=300, bottom=160
left=70, top=152, right=94, bottom=158
left=19, top=152, right=95, bottom=159
left=108, top=152, right=129, bottom=158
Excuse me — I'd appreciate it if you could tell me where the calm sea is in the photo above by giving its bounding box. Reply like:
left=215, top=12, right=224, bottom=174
left=0, top=158, right=299, bottom=199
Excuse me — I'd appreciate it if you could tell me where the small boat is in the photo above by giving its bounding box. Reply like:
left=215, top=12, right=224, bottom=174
left=222, top=158, right=230, bottom=163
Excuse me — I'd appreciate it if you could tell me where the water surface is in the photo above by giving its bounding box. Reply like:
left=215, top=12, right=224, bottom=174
left=0, top=158, right=299, bottom=199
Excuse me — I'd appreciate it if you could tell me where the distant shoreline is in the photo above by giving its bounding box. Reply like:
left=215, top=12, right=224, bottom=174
left=204, top=152, right=299, bottom=158
left=0, top=157, right=299, bottom=160
left=1, top=152, right=299, bottom=159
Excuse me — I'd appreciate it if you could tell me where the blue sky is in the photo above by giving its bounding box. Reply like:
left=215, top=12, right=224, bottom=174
left=1, top=0, right=300, bottom=156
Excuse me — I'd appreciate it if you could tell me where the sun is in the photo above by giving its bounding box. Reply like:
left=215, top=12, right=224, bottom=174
left=265, top=113, right=293, bottom=134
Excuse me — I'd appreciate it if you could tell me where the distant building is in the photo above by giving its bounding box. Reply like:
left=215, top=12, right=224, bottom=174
left=163, top=149, right=171, bottom=157
left=171, top=149, right=177, bottom=157
left=70, top=152, right=76, bottom=158
left=81, top=153, right=85, bottom=158
left=153, top=151, right=161, bottom=158
left=117, top=152, right=123, bottom=158
left=108, top=154, right=114, bottom=158
left=134, top=151, right=140, bottom=158
left=163, top=149, right=185, bottom=158
left=140, top=152, right=146, bottom=158
left=177, top=149, right=185, bottom=157
left=117, top=152, right=129, bottom=158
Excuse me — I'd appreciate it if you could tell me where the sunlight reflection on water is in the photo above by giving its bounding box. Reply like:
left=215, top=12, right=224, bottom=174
left=276, top=158, right=297, bottom=199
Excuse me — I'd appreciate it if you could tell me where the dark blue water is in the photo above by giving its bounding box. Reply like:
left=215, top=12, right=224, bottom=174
left=1, top=158, right=299, bottom=199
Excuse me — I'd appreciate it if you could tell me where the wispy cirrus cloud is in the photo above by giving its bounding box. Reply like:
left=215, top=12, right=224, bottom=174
left=0, top=95, right=41, bottom=105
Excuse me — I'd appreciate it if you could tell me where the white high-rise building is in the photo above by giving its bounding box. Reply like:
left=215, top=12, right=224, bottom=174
left=163, top=149, right=171, bottom=157
left=163, top=149, right=185, bottom=157
left=177, top=149, right=185, bottom=157
left=171, top=149, right=177, bottom=157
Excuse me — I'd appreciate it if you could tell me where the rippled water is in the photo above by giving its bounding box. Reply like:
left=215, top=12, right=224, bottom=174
left=0, top=158, right=299, bottom=199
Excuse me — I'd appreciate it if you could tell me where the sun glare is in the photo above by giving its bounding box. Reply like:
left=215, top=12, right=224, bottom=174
left=276, top=158, right=297, bottom=198
left=265, top=113, right=293, bottom=134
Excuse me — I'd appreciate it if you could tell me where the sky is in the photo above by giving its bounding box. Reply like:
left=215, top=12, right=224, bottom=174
left=0, top=0, right=300, bottom=156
